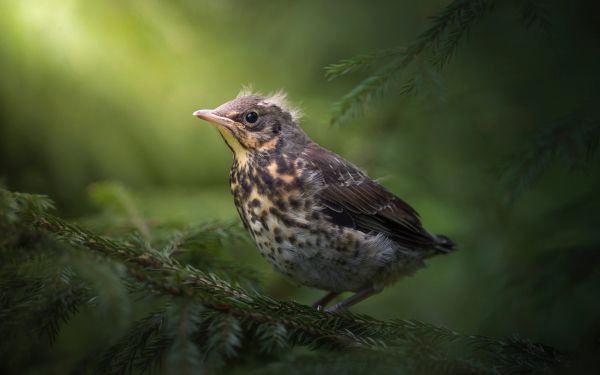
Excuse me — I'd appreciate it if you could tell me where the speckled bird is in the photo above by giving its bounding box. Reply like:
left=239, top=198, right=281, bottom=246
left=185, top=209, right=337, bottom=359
left=193, top=90, right=455, bottom=312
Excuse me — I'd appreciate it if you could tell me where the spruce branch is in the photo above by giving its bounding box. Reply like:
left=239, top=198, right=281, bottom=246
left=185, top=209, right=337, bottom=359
left=328, top=60, right=403, bottom=126
left=425, top=0, right=496, bottom=69
left=324, top=47, right=406, bottom=81
left=32, top=213, right=380, bottom=350
left=97, top=309, right=170, bottom=374
left=30, top=206, right=562, bottom=367
left=166, top=302, right=203, bottom=375
left=518, top=0, right=551, bottom=30
left=136, top=335, right=174, bottom=373
left=192, top=309, right=244, bottom=371
left=88, top=181, right=152, bottom=242
left=156, top=224, right=262, bottom=287
left=400, top=61, right=446, bottom=104
left=499, top=108, right=600, bottom=201
left=327, top=0, right=496, bottom=125
left=255, top=322, right=289, bottom=353
left=0, top=250, right=96, bottom=345
left=1, top=188, right=566, bottom=373
left=34, top=285, right=91, bottom=345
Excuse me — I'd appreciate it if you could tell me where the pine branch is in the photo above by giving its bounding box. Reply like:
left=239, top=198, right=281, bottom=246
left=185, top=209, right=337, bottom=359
left=97, top=309, right=170, bottom=374
left=255, top=322, right=289, bottom=353
left=324, top=47, right=406, bottom=81
left=136, top=335, right=174, bottom=373
left=0, top=253, right=95, bottom=345
left=203, top=311, right=242, bottom=359
left=87, top=181, right=261, bottom=287
left=166, top=302, right=203, bottom=375
left=329, top=60, right=403, bottom=126
left=252, top=350, right=498, bottom=375
left=30, top=206, right=560, bottom=364
left=400, top=61, right=446, bottom=104
left=425, top=0, right=496, bottom=69
left=32, top=214, right=374, bottom=349
left=34, top=285, right=91, bottom=345
left=327, top=0, right=496, bottom=125
left=1, top=188, right=566, bottom=373
left=517, top=0, right=552, bottom=30
left=157, top=224, right=262, bottom=287
left=499, top=107, right=600, bottom=201
left=88, top=181, right=152, bottom=241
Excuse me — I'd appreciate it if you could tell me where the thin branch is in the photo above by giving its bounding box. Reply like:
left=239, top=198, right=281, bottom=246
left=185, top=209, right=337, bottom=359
left=31, top=210, right=562, bottom=370
left=327, top=0, right=496, bottom=125
left=498, top=109, right=600, bottom=201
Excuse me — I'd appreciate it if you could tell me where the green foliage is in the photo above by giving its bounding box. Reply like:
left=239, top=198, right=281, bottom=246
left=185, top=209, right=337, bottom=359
left=0, top=187, right=568, bottom=373
left=518, top=0, right=552, bottom=29
left=326, top=0, right=497, bottom=125
left=499, top=103, right=600, bottom=201
left=324, top=47, right=406, bottom=81
left=328, top=60, right=405, bottom=127
left=97, top=309, right=171, bottom=374
left=327, top=0, right=599, bottom=203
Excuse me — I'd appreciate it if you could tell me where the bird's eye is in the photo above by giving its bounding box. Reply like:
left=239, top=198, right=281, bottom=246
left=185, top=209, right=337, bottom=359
left=245, top=111, right=258, bottom=124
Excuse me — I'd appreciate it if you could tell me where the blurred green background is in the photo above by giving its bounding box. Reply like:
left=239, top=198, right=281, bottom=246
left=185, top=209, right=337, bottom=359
left=1, top=0, right=599, bottom=363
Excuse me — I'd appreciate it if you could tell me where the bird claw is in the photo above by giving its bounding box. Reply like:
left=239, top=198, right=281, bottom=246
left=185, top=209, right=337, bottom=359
left=322, top=286, right=383, bottom=313
left=324, top=303, right=343, bottom=313
left=311, top=291, right=341, bottom=311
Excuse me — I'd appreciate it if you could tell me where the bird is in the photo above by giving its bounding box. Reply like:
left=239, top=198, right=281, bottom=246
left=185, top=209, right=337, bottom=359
left=193, top=90, right=455, bottom=312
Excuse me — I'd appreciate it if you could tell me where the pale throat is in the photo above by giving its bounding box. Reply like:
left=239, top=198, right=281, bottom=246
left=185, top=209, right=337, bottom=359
left=216, top=126, right=249, bottom=164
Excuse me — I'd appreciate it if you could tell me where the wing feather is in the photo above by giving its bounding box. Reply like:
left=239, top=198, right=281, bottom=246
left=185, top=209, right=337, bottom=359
left=302, top=143, right=437, bottom=249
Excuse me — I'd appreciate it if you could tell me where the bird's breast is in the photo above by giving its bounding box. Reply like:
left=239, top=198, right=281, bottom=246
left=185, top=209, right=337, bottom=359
left=228, top=155, right=322, bottom=270
left=229, top=155, right=308, bottom=239
left=227, top=154, right=399, bottom=292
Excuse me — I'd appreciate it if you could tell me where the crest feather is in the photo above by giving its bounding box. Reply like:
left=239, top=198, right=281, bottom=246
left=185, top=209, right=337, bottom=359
left=237, top=87, right=303, bottom=122
left=262, top=90, right=303, bottom=122
left=236, top=85, right=256, bottom=98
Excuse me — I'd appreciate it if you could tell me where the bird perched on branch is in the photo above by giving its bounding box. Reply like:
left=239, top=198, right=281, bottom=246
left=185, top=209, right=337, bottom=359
left=193, top=90, right=455, bottom=312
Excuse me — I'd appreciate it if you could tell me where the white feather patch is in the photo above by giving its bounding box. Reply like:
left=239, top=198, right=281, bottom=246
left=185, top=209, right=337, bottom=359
left=236, top=85, right=255, bottom=98
left=260, top=90, right=304, bottom=122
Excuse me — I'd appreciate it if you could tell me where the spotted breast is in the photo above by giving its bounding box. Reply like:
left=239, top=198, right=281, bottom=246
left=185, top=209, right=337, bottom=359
left=228, top=145, right=426, bottom=293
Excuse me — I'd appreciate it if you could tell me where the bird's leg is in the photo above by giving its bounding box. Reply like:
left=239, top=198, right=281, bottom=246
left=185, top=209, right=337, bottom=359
left=311, top=291, right=341, bottom=310
left=324, top=286, right=382, bottom=313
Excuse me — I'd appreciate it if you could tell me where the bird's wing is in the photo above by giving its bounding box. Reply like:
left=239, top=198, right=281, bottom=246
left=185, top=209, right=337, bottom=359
left=302, top=143, right=437, bottom=248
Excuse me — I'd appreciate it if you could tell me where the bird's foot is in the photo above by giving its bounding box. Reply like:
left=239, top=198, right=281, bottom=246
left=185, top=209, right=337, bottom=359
left=324, top=286, right=383, bottom=313
left=311, top=291, right=341, bottom=311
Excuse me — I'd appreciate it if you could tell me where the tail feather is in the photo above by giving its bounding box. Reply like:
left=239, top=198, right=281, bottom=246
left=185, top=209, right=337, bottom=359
left=433, top=234, right=456, bottom=254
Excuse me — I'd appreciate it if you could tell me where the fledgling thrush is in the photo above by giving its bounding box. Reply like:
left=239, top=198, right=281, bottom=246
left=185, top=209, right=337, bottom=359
left=193, top=90, right=455, bottom=312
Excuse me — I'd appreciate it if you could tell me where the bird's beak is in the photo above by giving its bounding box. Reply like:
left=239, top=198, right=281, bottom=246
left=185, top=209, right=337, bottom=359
left=193, top=109, right=236, bottom=129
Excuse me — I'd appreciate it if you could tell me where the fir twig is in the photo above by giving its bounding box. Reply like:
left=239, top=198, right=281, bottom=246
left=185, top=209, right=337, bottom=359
left=324, top=47, right=406, bottom=81
left=329, top=60, right=403, bottom=126
left=499, top=110, right=600, bottom=201
left=327, top=0, right=496, bottom=125
left=1, top=188, right=566, bottom=373
left=518, top=0, right=552, bottom=30
left=30, top=209, right=562, bottom=369
left=97, top=309, right=170, bottom=374
left=88, top=181, right=152, bottom=241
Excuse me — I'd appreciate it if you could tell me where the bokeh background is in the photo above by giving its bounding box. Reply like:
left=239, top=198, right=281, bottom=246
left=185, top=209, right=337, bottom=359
left=1, top=0, right=599, bottom=368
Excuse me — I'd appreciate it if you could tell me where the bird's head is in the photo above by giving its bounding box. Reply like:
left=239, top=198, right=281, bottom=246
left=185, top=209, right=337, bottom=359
left=193, top=90, right=306, bottom=159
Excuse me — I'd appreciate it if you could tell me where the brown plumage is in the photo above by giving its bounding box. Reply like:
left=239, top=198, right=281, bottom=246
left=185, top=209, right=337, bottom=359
left=304, top=144, right=454, bottom=253
left=193, top=91, right=455, bottom=312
